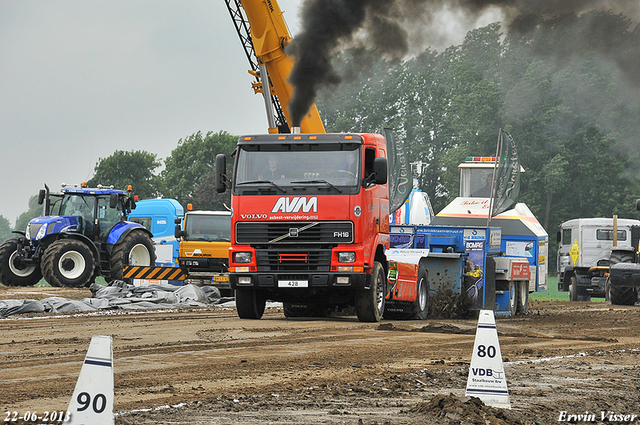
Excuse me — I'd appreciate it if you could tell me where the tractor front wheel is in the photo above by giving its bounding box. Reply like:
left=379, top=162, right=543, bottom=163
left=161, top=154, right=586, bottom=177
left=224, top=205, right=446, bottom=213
left=109, top=231, right=156, bottom=282
left=0, top=238, right=42, bottom=286
left=42, top=239, right=95, bottom=287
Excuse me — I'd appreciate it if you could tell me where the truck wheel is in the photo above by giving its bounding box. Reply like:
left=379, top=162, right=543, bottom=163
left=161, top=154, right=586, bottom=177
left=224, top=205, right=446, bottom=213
left=236, top=288, right=266, bottom=319
left=610, top=285, right=636, bottom=306
left=283, top=302, right=328, bottom=318
left=42, top=239, right=95, bottom=288
left=411, top=266, right=429, bottom=320
left=516, top=281, right=529, bottom=314
left=0, top=238, right=42, bottom=286
left=109, top=230, right=156, bottom=281
left=569, top=276, right=578, bottom=302
left=355, top=261, right=385, bottom=322
left=508, top=280, right=517, bottom=316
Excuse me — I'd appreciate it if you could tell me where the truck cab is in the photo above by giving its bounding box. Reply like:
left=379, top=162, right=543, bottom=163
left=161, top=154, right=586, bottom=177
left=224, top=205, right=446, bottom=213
left=216, top=132, right=390, bottom=321
left=175, top=210, right=231, bottom=294
left=127, top=198, right=184, bottom=266
left=557, top=217, right=640, bottom=300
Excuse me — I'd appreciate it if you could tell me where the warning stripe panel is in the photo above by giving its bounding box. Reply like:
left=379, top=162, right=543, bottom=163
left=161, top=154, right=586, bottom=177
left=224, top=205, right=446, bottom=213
left=123, top=266, right=187, bottom=281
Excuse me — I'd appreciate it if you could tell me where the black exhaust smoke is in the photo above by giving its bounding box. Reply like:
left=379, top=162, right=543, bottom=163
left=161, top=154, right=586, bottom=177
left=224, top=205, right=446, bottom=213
left=286, top=0, right=640, bottom=127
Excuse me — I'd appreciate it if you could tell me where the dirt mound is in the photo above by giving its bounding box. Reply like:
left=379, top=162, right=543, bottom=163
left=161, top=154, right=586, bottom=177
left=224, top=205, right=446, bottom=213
left=412, top=394, right=524, bottom=425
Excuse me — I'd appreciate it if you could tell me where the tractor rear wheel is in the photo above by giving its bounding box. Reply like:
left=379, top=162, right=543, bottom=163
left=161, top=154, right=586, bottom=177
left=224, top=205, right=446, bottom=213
left=610, top=285, right=637, bottom=306
left=109, top=230, right=156, bottom=282
left=0, top=238, right=42, bottom=286
left=42, top=239, right=95, bottom=287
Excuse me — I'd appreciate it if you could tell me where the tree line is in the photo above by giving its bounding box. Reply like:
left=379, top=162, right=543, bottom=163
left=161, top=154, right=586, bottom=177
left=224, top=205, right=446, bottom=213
left=2, top=10, right=639, bottom=271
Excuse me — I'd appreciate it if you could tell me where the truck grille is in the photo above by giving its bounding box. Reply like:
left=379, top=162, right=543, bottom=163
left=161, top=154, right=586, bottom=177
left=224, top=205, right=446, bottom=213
left=255, top=247, right=332, bottom=272
left=236, top=221, right=353, bottom=244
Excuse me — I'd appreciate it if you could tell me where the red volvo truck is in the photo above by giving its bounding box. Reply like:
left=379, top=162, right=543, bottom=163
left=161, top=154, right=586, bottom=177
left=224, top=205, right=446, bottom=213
left=215, top=132, right=391, bottom=321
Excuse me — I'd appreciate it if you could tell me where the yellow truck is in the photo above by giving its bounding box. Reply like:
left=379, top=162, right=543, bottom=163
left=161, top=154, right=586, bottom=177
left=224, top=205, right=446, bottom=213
left=175, top=209, right=232, bottom=296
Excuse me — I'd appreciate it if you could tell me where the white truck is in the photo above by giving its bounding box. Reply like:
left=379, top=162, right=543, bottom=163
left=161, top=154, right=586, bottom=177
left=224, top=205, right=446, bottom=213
left=557, top=217, right=640, bottom=301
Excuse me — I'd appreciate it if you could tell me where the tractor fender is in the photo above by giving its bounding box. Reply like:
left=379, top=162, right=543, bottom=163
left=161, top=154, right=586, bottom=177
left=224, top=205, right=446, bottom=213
left=107, top=222, right=153, bottom=247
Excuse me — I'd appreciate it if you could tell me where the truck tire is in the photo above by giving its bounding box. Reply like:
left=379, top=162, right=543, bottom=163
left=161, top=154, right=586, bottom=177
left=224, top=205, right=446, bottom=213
left=516, top=281, right=529, bottom=314
left=411, top=266, right=429, bottom=320
left=0, top=238, right=42, bottom=287
left=109, top=230, right=156, bottom=281
left=283, top=302, right=328, bottom=318
left=508, top=280, right=517, bottom=316
left=236, top=288, right=266, bottom=319
left=610, top=285, right=637, bottom=306
left=569, top=276, right=578, bottom=301
left=355, top=261, right=385, bottom=322
left=42, top=239, right=95, bottom=287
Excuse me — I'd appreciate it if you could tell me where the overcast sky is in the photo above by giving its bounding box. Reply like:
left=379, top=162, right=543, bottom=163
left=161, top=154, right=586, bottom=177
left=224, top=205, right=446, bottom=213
left=0, top=0, right=498, bottom=227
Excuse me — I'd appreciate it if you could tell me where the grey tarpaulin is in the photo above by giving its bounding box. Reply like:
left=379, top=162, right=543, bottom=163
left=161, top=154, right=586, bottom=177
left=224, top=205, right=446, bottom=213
left=0, top=281, right=228, bottom=317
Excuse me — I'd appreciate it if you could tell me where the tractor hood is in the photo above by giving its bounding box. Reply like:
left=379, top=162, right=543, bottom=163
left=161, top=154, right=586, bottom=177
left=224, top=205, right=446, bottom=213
left=25, top=216, right=81, bottom=241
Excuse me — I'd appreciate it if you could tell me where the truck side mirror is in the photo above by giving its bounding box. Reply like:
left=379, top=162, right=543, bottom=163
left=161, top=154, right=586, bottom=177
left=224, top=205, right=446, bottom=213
left=636, top=199, right=640, bottom=211
left=215, top=154, right=228, bottom=193
left=373, top=157, right=388, bottom=185
left=174, top=217, right=182, bottom=225
left=37, top=189, right=46, bottom=205
left=109, top=193, right=118, bottom=209
left=556, top=231, right=561, bottom=243
left=175, top=224, right=184, bottom=239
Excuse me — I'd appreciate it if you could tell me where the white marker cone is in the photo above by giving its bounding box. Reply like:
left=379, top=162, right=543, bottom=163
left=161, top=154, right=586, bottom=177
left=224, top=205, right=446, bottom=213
left=465, top=310, right=511, bottom=409
left=67, top=335, right=115, bottom=425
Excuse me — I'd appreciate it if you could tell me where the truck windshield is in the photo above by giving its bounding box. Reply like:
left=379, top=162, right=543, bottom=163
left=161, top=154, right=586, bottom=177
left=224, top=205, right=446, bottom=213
left=234, top=146, right=360, bottom=189
left=185, top=215, right=231, bottom=242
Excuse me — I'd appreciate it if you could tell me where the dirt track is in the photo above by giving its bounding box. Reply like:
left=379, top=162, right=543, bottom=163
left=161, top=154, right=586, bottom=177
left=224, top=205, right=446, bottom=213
left=2, top=286, right=640, bottom=425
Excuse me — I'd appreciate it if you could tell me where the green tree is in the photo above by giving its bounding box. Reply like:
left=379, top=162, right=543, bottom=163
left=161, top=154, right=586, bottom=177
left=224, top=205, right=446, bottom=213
left=160, top=131, right=237, bottom=206
left=87, top=150, right=160, bottom=199
left=188, top=172, right=231, bottom=211
left=14, top=195, right=43, bottom=234
left=0, top=215, right=12, bottom=243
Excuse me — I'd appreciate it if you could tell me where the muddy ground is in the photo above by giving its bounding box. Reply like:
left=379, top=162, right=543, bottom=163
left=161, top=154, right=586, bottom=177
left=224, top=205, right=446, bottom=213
left=2, top=286, right=640, bottom=425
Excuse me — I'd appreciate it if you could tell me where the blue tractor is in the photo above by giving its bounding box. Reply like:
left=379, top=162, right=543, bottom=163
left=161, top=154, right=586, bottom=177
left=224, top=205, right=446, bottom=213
left=0, top=184, right=156, bottom=287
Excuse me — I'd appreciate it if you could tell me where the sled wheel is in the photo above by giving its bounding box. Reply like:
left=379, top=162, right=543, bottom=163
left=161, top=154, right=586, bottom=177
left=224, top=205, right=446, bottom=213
left=411, top=266, right=429, bottom=320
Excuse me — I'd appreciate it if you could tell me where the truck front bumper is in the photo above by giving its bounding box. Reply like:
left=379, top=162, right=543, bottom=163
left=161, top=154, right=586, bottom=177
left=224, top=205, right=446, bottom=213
left=230, top=272, right=367, bottom=291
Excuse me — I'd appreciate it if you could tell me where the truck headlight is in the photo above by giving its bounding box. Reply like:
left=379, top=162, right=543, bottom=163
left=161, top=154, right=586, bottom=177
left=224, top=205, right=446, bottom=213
left=338, top=252, right=356, bottom=263
left=234, top=252, right=252, bottom=263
